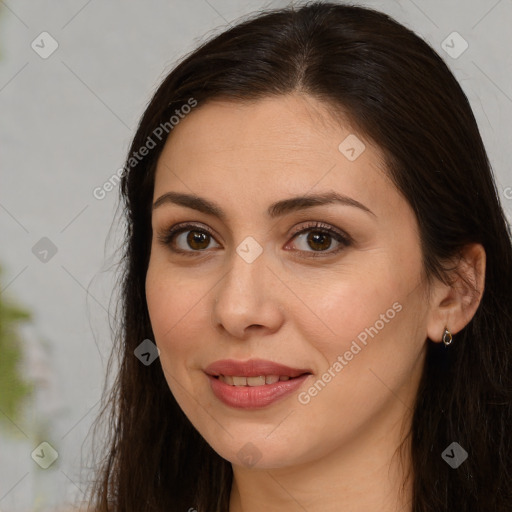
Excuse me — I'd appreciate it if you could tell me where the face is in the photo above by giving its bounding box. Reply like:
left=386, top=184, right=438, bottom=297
left=145, top=93, right=431, bottom=470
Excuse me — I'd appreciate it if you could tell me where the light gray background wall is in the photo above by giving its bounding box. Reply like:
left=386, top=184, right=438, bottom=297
left=1, top=1, right=511, bottom=510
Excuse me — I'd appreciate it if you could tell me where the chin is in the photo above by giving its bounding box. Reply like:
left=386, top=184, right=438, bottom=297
left=202, top=431, right=315, bottom=470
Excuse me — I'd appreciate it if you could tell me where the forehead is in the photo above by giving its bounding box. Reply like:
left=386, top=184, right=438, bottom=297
left=157, top=93, right=366, bottom=166
left=153, top=94, right=396, bottom=219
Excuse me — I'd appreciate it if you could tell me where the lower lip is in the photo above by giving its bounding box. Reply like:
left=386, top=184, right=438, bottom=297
left=206, top=373, right=311, bottom=409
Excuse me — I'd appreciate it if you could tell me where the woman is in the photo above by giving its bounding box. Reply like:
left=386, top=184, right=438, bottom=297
left=86, top=2, right=512, bottom=511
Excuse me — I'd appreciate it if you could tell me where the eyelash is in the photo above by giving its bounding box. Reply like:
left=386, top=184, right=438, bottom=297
left=157, top=221, right=352, bottom=259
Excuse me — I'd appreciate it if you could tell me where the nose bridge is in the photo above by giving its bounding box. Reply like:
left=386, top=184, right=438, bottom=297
left=212, top=237, right=283, bottom=336
left=221, top=238, right=267, bottom=302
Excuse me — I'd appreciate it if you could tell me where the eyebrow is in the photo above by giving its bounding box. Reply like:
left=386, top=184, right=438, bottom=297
left=152, top=191, right=376, bottom=219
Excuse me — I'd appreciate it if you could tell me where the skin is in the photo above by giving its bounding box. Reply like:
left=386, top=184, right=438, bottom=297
left=145, top=93, right=486, bottom=512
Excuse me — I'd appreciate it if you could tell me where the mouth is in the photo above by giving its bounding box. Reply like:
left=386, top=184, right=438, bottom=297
left=205, top=365, right=313, bottom=409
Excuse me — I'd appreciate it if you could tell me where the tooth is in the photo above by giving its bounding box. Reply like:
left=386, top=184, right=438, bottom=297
left=232, top=376, right=247, bottom=386
left=220, top=375, right=291, bottom=386
left=221, top=375, right=234, bottom=385
left=247, top=376, right=266, bottom=386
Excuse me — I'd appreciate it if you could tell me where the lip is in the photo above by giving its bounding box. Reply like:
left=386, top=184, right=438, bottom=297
left=204, top=359, right=313, bottom=409
left=204, top=358, right=312, bottom=378
left=206, top=373, right=311, bottom=409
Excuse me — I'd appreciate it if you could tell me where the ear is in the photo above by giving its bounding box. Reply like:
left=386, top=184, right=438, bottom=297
left=426, top=243, right=486, bottom=342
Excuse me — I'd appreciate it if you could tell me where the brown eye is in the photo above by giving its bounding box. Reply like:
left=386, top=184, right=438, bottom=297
left=157, top=223, right=220, bottom=254
left=185, top=230, right=211, bottom=250
left=158, top=221, right=351, bottom=258
left=288, top=225, right=349, bottom=257
left=305, top=231, right=334, bottom=251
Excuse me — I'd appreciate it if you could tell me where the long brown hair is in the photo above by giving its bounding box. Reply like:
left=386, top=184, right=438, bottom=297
left=85, top=2, right=512, bottom=510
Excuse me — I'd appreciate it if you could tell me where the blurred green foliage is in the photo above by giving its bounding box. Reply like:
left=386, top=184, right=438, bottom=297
left=0, top=265, right=34, bottom=435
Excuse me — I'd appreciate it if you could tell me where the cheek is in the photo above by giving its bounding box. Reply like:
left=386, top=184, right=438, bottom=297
left=296, top=258, right=424, bottom=406
left=145, top=264, right=213, bottom=415
left=293, top=272, right=424, bottom=439
left=145, top=263, right=205, bottom=357
left=301, top=262, right=405, bottom=358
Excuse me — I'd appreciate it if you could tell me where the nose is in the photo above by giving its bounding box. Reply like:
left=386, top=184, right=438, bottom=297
left=211, top=249, right=284, bottom=339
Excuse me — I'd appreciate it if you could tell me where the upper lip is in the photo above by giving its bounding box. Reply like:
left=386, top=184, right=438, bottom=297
left=205, top=359, right=312, bottom=378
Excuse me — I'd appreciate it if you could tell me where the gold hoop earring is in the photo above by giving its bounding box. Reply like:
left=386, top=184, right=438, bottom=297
left=442, top=328, right=453, bottom=346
